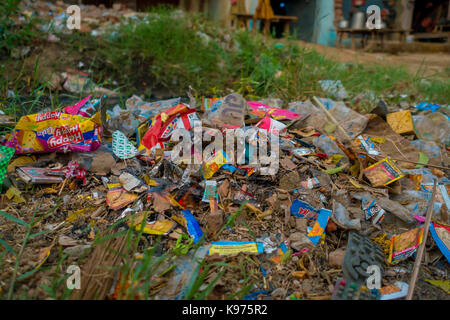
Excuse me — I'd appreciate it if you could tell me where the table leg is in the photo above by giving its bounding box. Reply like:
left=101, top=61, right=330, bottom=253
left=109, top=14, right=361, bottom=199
left=283, top=22, right=290, bottom=38
left=338, top=32, right=343, bottom=48
left=264, top=19, right=270, bottom=36
left=351, top=32, right=355, bottom=50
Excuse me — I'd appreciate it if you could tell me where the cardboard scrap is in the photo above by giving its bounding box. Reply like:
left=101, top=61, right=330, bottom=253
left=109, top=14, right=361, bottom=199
left=386, top=110, right=414, bottom=135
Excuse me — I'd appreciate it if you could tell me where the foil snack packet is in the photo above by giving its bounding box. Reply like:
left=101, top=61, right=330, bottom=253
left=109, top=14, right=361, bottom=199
left=5, top=111, right=102, bottom=154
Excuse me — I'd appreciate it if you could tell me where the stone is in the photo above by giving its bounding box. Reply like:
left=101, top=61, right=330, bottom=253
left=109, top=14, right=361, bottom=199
left=295, top=218, right=308, bottom=233
left=271, top=287, right=287, bottom=299
left=289, top=232, right=306, bottom=243
left=290, top=234, right=314, bottom=252
left=328, top=248, right=346, bottom=267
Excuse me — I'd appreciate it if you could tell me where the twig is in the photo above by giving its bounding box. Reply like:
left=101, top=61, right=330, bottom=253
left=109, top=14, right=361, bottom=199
left=406, top=179, right=437, bottom=300
left=58, top=177, right=68, bottom=196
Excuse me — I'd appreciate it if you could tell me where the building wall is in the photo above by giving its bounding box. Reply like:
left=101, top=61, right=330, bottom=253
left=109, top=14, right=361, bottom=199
left=315, top=0, right=336, bottom=46
left=287, top=0, right=317, bottom=43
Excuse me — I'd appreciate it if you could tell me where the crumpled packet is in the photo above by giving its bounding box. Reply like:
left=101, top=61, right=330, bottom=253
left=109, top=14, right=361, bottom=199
left=141, top=104, right=196, bottom=151
left=62, top=161, right=87, bottom=185
left=248, top=101, right=302, bottom=120
left=5, top=109, right=102, bottom=154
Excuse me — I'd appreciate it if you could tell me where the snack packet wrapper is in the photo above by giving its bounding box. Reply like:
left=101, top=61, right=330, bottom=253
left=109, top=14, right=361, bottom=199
left=429, top=222, right=450, bottom=263
left=388, top=227, right=424, bottom=264
left=255, top=116, right=287, bottom=136
left=290, top=199, right=320, bottom=219
left=182, top=209, right=203, bottom=244
left=208, top=241, right=263, bottom=256
left=363, top=157, right=404, bottom=187
left=141, top=104, right=195, bottom=151
left=354, top=135, right=380, bottom=156
left=5, top=111, right=102, bottom=154
left=248, top=101, right=302, bottom=120
left=307, top=208, right=332, bottom=245
left=202, top=150, right=228, bottom=180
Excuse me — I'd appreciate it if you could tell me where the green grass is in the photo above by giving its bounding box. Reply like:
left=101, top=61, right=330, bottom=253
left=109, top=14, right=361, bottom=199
left=54, top=7, right=447, bottom=106
left=0, top=0, right=33, bottom=55
left=2, top=6, right=448, bottom=111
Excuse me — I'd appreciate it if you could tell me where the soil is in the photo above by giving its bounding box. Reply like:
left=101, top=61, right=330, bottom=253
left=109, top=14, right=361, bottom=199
left=296, top=40, right=450, bottom=78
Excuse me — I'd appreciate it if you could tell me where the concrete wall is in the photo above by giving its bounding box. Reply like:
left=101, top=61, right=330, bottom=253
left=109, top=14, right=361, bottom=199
left=394, top=0, right=415, bottom=30
left=315, top=0, right=336, bottom=46
left=287, top=0, right=317, bottom=43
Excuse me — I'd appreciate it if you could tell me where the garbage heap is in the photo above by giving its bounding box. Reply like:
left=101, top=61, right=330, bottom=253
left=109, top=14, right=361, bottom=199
left=0, top=90, right=448, bottom=300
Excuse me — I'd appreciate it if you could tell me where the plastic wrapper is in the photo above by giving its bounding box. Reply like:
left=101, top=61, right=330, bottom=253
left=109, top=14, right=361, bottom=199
left=112, top=130, right=139, bottom=159
left=208, top=241, right=263, bottom=256
left=290, top=200, right=319, bottom=219
left=182, top=209, right=203, bottom=244
left=313, top=135, right=349, bottom=164
left=248, top=101, right=302, bottom=120
left=361, top=198, right=386, bottom=225
left=380, top=282, right=408, bottom=300
left=354, top=135, right=380, bottom=156
left=5, top=110, right=102, bottom=155
left=106, top=183, right=139, bottom=210
left=307, top=208, right=332, bottom=245
left=141, top=104, right=196, bottom=151
left=413, top=112, right=450, bottom=145
left=334, top=202, right=361, bottom=230
left=202, top=180, right=218, bottom=202
left=206, top=92, right=247, bottom=128
left=363, top=157, right=404, bottom=187
left=388, top=227, right=424, bottom=264
left=202, top=150, right=228, bottom=180
left=318, top=80, right=348, bottom=99
left=255, top=116, right=287, bottom=136
left=415, top=102, right=442, bottom=113
left=429, top=222, right=450, bottom=263
left=63, top=95, right=99, bottom=117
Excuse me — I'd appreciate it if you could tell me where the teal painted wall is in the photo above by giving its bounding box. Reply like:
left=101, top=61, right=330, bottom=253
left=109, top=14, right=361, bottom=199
left=314, top=0, right=336, bottom=46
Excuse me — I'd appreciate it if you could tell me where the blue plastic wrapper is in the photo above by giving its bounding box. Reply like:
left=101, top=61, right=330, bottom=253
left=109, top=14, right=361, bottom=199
left=415, top=102, right=441, bottom=113
left=182, top=209, right=203, bottom=244
left=290, top=199, right=319, bottom=219
left=430, top=222, right=450, bottom=263
left=307, top=208, right=332, bottom=246
left=243, top=290, right=269, bottom=300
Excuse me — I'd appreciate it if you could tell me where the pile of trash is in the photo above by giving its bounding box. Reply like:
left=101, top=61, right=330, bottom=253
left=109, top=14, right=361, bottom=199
left=18, top=0, right=146, bottom=36
left=0, top=86, right=449, bottom=300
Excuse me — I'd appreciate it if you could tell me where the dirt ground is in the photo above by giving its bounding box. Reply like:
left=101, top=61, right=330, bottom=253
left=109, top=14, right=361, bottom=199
left=297, top=40, right=450, bottom=78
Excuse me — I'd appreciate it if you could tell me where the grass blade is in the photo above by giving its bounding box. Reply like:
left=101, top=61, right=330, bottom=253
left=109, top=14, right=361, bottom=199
left=0, top=211, right=29, bottom=227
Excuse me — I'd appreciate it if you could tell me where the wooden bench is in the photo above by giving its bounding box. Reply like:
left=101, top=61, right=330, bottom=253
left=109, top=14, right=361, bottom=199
left=412, top=32, right=450, bottom=43
left=336, top=28, right=411, bottom=50
left=232, top=13, right=298, bottom=37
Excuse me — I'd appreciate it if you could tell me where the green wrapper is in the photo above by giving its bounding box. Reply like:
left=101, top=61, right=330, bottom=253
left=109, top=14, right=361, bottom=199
left=0, top=145, right=15, bottom=186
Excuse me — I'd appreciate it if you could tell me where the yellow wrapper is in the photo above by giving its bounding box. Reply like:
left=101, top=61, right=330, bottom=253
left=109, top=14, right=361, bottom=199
left=208, top=241, right=263, bottom=255
left=363, top=157, right=404, bottom=187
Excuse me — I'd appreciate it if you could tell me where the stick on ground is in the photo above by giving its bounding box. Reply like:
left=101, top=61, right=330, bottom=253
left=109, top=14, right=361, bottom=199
left=406, top=179, right=437, bottom=300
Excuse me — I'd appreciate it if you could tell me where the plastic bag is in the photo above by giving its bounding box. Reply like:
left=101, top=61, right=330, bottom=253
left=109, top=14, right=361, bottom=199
left=413, top=112, right=449, bottom=145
